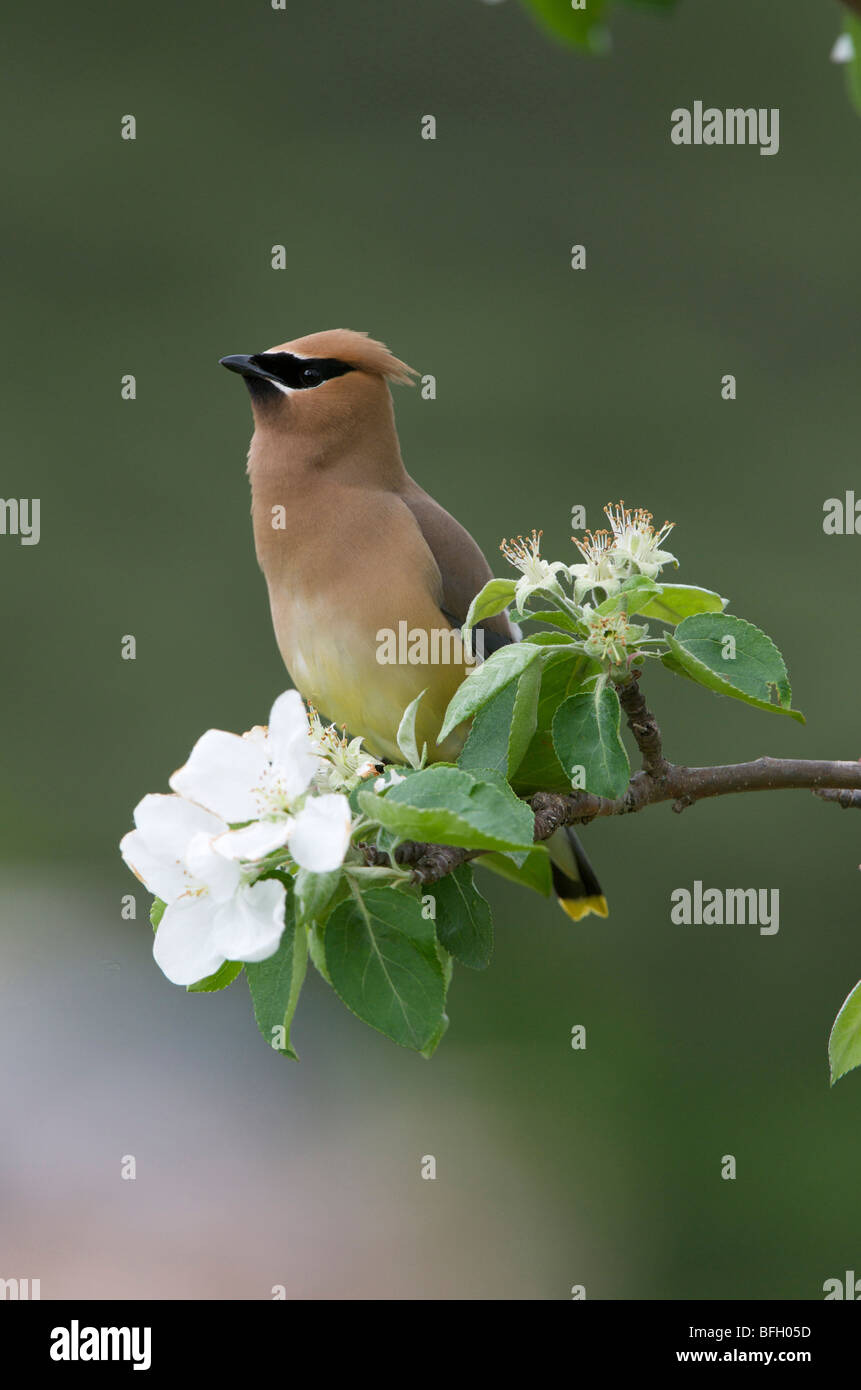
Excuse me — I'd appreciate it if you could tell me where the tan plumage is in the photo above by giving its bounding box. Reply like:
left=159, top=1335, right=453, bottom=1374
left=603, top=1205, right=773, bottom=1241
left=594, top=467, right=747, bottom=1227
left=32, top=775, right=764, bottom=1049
left=221, top=329, right=606, bottom=917
left=234, top=329, right=511, bottom=762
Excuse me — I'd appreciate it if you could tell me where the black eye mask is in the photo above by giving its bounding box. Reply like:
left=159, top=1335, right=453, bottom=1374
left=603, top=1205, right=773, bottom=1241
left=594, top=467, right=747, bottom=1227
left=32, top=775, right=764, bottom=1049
left=249, top=353, right=355, bottom=390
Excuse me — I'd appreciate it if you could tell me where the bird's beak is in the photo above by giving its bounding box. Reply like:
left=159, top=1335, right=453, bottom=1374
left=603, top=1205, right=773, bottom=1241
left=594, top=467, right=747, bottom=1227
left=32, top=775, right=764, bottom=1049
left=219, top=354, right=279, bottom=384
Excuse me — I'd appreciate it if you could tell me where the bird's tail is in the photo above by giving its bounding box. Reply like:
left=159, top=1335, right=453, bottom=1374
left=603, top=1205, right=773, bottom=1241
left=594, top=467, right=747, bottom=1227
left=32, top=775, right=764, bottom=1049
left=548, top=826, right=608, bottom=921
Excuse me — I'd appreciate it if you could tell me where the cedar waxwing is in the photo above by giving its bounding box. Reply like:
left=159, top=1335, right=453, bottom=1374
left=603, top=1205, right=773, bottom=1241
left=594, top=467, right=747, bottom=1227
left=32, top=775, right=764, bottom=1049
left=220, top=329, right=606, bottom=919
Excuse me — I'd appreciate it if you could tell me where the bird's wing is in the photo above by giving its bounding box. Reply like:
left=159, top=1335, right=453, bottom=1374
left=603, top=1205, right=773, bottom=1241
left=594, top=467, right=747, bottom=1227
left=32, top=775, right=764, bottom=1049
left=399, top=481, right=516, bottom=649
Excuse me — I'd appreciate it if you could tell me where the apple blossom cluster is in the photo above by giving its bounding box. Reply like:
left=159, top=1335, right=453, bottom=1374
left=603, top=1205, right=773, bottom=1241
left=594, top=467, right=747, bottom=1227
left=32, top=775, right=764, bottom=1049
left=488, top=502, right=681, bottom=679
left=120, top=690, right=378, bottom=988
left=499, top=501, right=678, bottom=611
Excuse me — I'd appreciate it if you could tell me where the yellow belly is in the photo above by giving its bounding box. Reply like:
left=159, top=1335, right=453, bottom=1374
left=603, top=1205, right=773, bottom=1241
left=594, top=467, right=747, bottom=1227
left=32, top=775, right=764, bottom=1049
left=275, top=600, right=469, bottom=764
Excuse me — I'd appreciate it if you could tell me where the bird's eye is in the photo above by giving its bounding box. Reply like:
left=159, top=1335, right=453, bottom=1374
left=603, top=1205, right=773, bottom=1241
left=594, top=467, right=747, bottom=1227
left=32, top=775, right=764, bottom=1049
left=302, top=366, right=323, bottom=387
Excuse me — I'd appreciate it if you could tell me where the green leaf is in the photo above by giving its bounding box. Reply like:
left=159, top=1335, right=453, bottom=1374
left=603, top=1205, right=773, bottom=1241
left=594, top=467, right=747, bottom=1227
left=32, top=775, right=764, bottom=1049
left=512, top=650, right=602, bottom=794
left=307, top=921, right=331, bottom=984
left=455, top=766, right=531, bottom=867
left=188, top=960, right=243, bottom=993
left=508, top=658, right=543, bottom=777
left=344, top=865, right=406, bottom=882
left=462, top=578, right=517, bottom=636
left=844, top=18, right=861, bottom=116
left=245, top=889, right=308, bottom=1060
left=478, top=845, right=553, bottom=898
left=521, top=631, right=577, bottom=647
left=662, top=614, right=804, bottom=723
left=519, top=0, right=610, bottom=52
left=458, top=680, right=518, bottom=777
left=829, top=980, right=861, bottom=1085
left=635, top=583, right=727, bottom=624
left=150, top=897, right=165, bottom=931
left=358, top=765, right=535, bottom=852
left=294, top=867, right=342, bottom=926
left=552, top=686, right=630, bottom=798
left=439, top=642, right=544, bottom=743
left=420, top=1011, right=450, bottom=1060
left=595, top=575, right=660, bottom=616
left=397, top=688, right=428, bottom=770
left=430, top=864, right=494, bottom=970
left=526, top=608, right=585, bottom=634
left=436, top=938, right=454, bottom=990
left=325, top=887, right=446, bottom=1050
left=457, top=658, right=542, bottom=780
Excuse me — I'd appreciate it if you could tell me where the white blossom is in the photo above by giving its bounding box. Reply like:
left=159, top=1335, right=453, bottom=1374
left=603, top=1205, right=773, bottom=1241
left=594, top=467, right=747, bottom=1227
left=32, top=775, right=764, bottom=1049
left=569, top=529, right=621, bottom=601
left=603, top=502, right=677, bottom=579
left=120, top=793, right=288, bottom=985
left=499, top=529, right=569, bottom=610
left=170, top=690, right=352, bottom=873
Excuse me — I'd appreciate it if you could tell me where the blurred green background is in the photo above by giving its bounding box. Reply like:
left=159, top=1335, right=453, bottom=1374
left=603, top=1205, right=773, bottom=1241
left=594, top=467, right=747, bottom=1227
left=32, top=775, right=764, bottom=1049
left=2, top=0, right=861, bottom=1298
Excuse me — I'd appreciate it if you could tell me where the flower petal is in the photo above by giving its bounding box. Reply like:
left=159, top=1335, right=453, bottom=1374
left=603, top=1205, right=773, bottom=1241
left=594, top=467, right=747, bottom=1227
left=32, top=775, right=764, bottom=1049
left=133, top=792, right=225, bottom=858
left=120, top=828, right=190, bottom=903
left=210, top=878, right=287, bottom=963
left=650, top=548, right=677, bottom=569
left=170, top=729, right=269, bottom=822
left=514, top=575, right=532, bottom=610
left=268, top=690, right=320, bottom=800
left=184, top=831, right=242, bottom=902
left=267, top=688, right=307, bottom=748
left=153, top=893, right=226, bottom=986
left=287, top=793, right=352, bottom=872
left=374, top=769, right=405, bottom=792
left=213, top=819, right=290, bottom=862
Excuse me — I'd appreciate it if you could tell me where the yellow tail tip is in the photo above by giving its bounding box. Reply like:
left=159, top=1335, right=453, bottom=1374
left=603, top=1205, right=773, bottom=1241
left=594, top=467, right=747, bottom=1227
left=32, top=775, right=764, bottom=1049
left=557, top=895, right=609, bottom=922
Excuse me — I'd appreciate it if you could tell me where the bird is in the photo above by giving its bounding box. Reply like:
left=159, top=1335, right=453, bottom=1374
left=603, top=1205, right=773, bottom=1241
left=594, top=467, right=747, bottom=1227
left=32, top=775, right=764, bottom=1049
left=220, top=329, right=607, bottom=920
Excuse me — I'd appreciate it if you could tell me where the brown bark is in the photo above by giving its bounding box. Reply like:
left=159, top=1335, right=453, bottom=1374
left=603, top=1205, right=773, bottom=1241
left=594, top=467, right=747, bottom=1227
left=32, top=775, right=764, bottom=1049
left=359, top=678, right=861, bottom=887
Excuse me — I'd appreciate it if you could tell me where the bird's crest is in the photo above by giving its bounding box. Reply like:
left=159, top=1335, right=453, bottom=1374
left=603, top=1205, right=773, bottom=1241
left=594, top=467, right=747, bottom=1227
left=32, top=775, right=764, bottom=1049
left=267, top=329, right=417, bottom=386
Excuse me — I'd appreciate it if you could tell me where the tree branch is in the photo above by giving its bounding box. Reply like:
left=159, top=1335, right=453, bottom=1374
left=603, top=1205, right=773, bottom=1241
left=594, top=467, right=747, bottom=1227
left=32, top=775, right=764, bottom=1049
left=813, top=787, right=861, bottom=809
left=617, top=673, right=668, bottom=780
left=359, top=676, right=861, bottom=887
